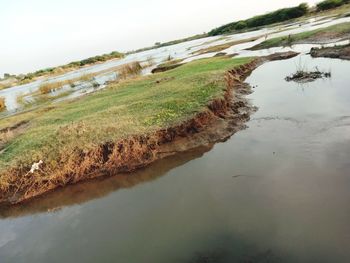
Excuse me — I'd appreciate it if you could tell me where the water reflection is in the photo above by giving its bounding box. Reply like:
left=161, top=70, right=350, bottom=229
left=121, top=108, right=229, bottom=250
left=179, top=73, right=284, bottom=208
left=0, top=146, right=212, bottom=219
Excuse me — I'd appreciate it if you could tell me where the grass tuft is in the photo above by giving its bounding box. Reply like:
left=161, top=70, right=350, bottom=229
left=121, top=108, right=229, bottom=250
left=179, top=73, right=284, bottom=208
left=118, top=62, right=143, bottom=79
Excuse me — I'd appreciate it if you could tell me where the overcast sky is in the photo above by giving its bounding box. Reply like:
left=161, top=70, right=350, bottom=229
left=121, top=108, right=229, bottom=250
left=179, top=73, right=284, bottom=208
left=0, top=0, right=319, bottom=75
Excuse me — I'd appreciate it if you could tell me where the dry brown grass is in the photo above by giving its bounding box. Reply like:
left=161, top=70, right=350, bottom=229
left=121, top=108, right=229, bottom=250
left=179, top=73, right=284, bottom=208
left=39, top=82, right=65, bottom=94
left=118, top=62, right=143, bottom=79
left=38, top=73, right=98, bottom=95
left=78, top=73, right=96, bottom=82
left=0, top=83, right=10, bottom=90
left=0, top=97, right=6, bottom=111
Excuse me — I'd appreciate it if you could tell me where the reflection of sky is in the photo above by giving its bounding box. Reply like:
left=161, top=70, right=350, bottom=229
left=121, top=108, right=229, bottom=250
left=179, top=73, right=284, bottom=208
left=0, top=0, right=320, bottom=75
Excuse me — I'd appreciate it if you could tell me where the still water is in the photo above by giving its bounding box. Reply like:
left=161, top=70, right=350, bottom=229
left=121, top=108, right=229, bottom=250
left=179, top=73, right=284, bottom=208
left=0, top=55, right=350, bottom=262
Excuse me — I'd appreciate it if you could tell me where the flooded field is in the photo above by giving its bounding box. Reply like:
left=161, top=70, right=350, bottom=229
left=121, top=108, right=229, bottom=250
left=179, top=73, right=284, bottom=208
left=1, top=53, right=349, bottom=262
left=1, top=15, right=350, bottom=114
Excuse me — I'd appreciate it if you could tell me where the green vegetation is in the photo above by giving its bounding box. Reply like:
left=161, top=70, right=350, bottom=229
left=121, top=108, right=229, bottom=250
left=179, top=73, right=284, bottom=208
left=0, top=57, right=253, bottom=173
left=251, top=22, right=350, bottom=50
left=316, top=0, right=350, bottom=11
left=209, top=3, right=309, bottom=36
left=64, top=51, right=124, bottom=69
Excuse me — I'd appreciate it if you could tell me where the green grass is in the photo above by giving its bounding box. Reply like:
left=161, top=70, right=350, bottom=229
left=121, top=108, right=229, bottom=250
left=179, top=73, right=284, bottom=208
left=0, top=56, right=253, bottom=172
left=251, top=22, right=350, bottom=50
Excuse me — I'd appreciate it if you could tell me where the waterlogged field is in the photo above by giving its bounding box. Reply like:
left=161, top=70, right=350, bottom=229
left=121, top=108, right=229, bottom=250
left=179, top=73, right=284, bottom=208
left=1, top=7, right=350, bottom=263
left=1, top=14, right=350, bottom=113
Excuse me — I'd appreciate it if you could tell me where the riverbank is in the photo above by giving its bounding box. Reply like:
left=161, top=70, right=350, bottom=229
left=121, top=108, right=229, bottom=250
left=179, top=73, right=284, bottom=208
left=0, top=52, right=297, bottom=205
left=250, top=22, right=350, bottom=50
left=310, top=43, right=350, bottom=60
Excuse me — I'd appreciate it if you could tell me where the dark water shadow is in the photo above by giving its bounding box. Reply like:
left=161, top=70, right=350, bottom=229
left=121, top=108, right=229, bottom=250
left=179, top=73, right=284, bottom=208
left=0, top=145, right=213, bottom=219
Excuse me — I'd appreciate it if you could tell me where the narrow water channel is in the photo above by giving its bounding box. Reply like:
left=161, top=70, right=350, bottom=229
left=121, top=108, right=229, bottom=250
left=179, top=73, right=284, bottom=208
left=0, top=55, right=350, bottom=262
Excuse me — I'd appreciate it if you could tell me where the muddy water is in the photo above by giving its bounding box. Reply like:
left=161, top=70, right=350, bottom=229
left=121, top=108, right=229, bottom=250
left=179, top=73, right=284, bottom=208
left=1, top=55, right=350, bottom=262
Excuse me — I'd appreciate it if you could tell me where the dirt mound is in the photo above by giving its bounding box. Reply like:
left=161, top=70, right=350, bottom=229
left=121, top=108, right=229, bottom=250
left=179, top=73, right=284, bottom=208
left=310, top=44, right=350, bottom=60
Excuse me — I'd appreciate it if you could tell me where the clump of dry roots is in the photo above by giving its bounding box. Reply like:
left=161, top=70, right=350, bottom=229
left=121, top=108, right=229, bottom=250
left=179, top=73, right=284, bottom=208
left=285, top=67, right=331, bottom=83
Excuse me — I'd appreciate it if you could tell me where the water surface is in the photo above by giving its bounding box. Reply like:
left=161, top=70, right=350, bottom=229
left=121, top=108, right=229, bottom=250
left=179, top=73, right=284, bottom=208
left=1, top=54, right=350, bottom=262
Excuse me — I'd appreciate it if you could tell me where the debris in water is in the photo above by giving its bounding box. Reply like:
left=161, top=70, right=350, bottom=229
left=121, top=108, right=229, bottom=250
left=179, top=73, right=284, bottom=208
left=285, top=67, right=331, bottom=83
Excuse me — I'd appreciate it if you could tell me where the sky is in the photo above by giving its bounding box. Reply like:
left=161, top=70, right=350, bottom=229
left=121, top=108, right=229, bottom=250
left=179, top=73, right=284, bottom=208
left=0, top=0, right=319, bottom=76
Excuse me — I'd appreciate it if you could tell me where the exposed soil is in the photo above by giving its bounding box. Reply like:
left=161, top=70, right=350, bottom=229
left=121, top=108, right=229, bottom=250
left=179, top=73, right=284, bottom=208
left=151, top=63, right=184, bottom=73
left=0, top=51, right=299, bottom=206
left=310, top=44, right=350, bottom=60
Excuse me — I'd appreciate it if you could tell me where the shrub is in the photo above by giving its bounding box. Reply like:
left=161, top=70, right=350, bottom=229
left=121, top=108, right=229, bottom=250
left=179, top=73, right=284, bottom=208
left=316, top=0, right=348, bottom=11
left=39, top=82, right=62, bottom=94
left=235, top=21, right=248, bottom=30
left=118, top=62, right=142, bottom=79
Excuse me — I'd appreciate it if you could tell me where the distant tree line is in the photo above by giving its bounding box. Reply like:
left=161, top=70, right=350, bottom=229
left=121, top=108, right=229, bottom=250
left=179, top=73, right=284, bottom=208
left=316, top=0, right=350, bottom=11
left=209, top=4, right=309, bottom=36
left=208, top=0, right=350, bottom=36
left=9, top=51, right=124, bottom=82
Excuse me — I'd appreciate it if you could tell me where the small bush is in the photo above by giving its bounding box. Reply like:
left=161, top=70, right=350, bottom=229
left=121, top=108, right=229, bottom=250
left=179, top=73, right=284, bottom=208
left=78, top=73, right=95, bottom=82
left=39, top=82, right=62, bottom=94
left=118, top=62, right=142, bottom=79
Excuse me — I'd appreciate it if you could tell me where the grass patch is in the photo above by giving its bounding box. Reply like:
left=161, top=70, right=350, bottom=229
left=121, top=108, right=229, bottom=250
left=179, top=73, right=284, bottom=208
left=0, top=56, right=253, bottom=173
left=39, top=82, right=64, bottom=94
left=316, top=0, right=350, bottom=11
left=251, top=22, right=350, bottom=49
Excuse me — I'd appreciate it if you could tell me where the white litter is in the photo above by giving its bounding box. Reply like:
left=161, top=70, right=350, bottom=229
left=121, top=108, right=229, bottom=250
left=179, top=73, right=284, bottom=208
left=30, top=160, right=43, bottom=173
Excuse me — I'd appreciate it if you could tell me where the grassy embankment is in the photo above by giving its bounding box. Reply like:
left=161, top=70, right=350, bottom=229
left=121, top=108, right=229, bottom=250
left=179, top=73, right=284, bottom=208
left=250, top=22, right=350, bottom=50
left=0, top=56, right=253, bottom=185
